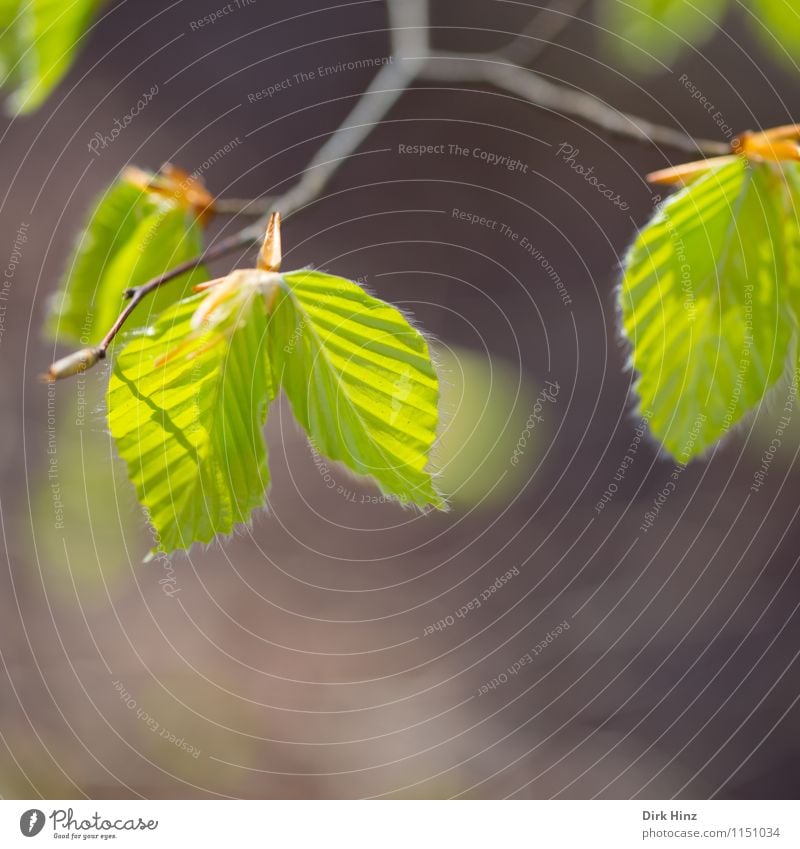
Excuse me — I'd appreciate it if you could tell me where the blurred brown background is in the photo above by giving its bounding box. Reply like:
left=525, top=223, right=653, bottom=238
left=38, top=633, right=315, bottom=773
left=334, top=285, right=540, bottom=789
left=1, top=0, right=799, bottom=798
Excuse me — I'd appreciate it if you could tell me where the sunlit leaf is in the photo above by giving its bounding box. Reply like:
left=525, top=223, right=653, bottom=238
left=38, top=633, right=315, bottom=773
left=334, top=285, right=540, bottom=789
left=48, top=178, right=207, bottom=345
left=621, top=158, right=796, bottom=461
left=268, top=270, right=444, bottom=509
left=107, top=290, right=273, bottom=553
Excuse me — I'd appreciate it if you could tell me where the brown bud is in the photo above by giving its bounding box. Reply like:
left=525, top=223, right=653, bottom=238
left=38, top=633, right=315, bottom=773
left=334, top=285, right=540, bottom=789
left=42, top=347, right=103, bottom=382
left=258, top=212, right=282, bottom=272
left=122, top=163, right=216, bottom=225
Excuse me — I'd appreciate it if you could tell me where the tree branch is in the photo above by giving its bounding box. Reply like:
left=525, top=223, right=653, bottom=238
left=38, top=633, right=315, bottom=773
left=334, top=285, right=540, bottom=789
left=419, top=52, right=729, bottom=156
left=208, top=198, right=271, bottom=216
left=500, top=0, right=590, bottom=68
left=386, top=0, right=429, bottom=62
left=273, top=61, right=418, bottom=217
left=46, top=0, right=733, bottom=379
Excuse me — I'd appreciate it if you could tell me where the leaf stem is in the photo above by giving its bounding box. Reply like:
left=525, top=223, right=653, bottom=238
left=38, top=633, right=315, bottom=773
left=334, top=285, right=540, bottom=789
left=419, top=54, right=729, bottom=156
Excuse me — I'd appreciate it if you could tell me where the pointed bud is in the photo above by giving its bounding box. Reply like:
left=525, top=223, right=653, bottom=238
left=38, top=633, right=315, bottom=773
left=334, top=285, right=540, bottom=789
left=258, top=212, right=282, bottom=272
left=42, top=347, right=103, bottom=382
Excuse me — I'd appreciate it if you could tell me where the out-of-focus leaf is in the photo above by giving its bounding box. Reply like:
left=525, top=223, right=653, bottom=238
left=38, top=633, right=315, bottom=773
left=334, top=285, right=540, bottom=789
left=48, top=179, right=207, bottom=345
left=601, top=0, right=728, bottom=73
left=749, top=0, right=800, bottom=69
left=621, top=158, right=796, bottom=460
left=32, top=380, right=135, bottom=601
left=435, top=345, right=543, bottom=508
left=2, top=0, right=102, bottom=113
left=48, top=180, right=150, bottom=342
left=107, top=291, right=273, bottom=553
left=268, top=270, right=444, bottom=509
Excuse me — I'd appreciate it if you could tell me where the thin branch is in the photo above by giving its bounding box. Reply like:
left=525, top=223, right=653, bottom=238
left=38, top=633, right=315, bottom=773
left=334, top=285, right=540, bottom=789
left=44, top=228, right=261, bottom=381
left=212, top=197, right=272, bottom=216
left=98, top=229, right=257, bottom=353
left=501, top=0, right=590, bottom=68
left=419, top=52, right=729, bottom=156
left=386, top=0, right=429, bottom=62
left=273, top=61, right=417, bottom=218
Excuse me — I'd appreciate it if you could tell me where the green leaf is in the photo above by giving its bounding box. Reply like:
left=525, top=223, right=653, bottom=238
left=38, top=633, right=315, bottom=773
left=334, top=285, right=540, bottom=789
left=601, top=0, right=728, bottom=73
left=4, top=0, right=102, bottom=113
left=748, top=0, right=800, bottom=70
left=268, top=270, right=444, bottom=508
left=107, top=290, right=273, bottom=553
left=621, top=158, right=796, bottom=461
left=48, top=178, right=207, bottom=345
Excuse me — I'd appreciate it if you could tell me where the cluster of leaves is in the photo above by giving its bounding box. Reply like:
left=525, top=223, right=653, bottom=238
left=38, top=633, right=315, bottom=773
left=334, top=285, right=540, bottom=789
left=50, top=171, right=443, bottom=553
left=620, top=153, right=800, bottom=462
left=602, top=0, right=800, bottom=72
left=22, top=0, right=800, bottom=554
left=0, top=0, right=103, bottom=113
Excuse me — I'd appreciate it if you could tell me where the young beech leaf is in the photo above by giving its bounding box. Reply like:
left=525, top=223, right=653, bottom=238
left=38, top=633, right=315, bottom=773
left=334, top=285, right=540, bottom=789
left=268, top=270, right=444, bottom=508
left=621, top=158, right=796, bottom=462
left=1, top=0, right=102, bottom=113
left=107, top=291, right=273, bottom=553
left=48, top=178, right=207, bottom=345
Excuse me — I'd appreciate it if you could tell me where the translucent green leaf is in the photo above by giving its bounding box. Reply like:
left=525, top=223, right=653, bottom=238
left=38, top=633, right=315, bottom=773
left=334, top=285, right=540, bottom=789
left=621, top=159, right=796, bottom=461
left=107, top=291, right=273, bottom=553
left=269, top=270, right=444, bottom=508
left=749, top=0, right=800, bottom=70
left=601, top=0, right=728, bottom=73
left=48, top=178, right=207, bottom=345
left=1, top=0, right=102, bottom=113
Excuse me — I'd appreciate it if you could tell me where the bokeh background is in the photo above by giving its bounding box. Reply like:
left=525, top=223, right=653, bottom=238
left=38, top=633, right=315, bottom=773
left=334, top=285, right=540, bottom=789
left=1, top=0, right=800, bottom=798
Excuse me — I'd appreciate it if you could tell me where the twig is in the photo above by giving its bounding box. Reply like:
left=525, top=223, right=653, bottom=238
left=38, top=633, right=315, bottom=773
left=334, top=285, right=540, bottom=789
left=211, top=198, right=272, bottom=216
left=501, top=0, right=590, bottom=68
left=42, top=229, right=258, bottom=380
left=386, top=0, right=429, bottom=61
left=273, top=60, right=418, bottom=217
left=100, top=230, right=257, bottom=352
left=419, top=52, right=730, bottom=156
left=196, top=56, right=424, bottom=220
